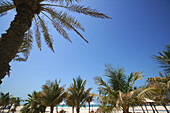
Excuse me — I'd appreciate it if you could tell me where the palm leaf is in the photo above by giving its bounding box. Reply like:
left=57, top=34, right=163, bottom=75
left=34, top=17, right=42, bottom=51
left=42, top=7, right=88, bottom=43
left=138, top=86, right=161, bottom=99
left=14, top=30, right=33, bottom=61
left=131, top=72, right=143, bottom=86
left=41, top=3, right=111, bottom=19
left=45, top=0, right=81, bottom=4
left=0, top=0, right=15, bottom=17
left=154, top=45, right=170, bottom=74
left=41, top=11, right=72, bottom=42
left=37, top=15, right=55, bottom=52
left=42, top=7, right=85, bottom=31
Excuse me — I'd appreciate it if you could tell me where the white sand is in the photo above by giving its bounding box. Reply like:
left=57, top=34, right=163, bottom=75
left=2, top=105, right=170, bottom=113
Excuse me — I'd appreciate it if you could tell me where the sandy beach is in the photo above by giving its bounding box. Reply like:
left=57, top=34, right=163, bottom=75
left=2, top=105, right=170, bottom=113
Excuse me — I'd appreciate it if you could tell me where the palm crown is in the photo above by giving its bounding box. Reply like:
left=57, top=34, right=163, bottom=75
left=0, top=0, right=111, bottom=61
left=68, top=76, right=92, bottom=113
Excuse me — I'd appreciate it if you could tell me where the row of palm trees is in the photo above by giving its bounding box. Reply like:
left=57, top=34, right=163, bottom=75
left=1, top=46, right=169, bottom=113
left=94, top=45, right=170, bottom=113
left=94, top=65, right=169, bottom=113
left=0, top=92, right=21, bottom=113
left=20, top=76, right=95, bottom=113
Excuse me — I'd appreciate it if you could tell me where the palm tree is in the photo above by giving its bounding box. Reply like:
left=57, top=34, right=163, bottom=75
left=154, top=45, right=170, bottom=74
left=94, top=64, right=143, bottom=113
left=41, top=79, right=66, bottom=113
left=138, top=74, right=170, bottom=113
left=10, top=97, right=21, bottom=113
left=66, top=92, right=76, bottom=113
left=86, top=93, right=95, bottom=113
left=68, top=76, right=92, bottom=113
left=21, top=91, right=46, bottom=113
left=96, top=94, right=114, bottom=113
left=0, top=0, right=111, bottom=84
left=0, top=92, right=10, bottom=112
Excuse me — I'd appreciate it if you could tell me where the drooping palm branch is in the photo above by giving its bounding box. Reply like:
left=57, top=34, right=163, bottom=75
left=14, top=30, right=33, bottom=61
left=0, top=0, right=111, bottom=62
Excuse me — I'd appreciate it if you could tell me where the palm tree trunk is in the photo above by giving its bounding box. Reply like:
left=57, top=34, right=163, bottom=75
left=144, top=103, right=149, bottom=113
left=122, top=106, right=129, bottom=113
left=149, top=103, right=155, bottom=113
left=88, top=103, right=90, bottom=113
left=76, top=106, right=80, bottom=113
left=56, top=106, right=58, bottom=113
left=0, top=0, right=35, bottom=84
left=50, top=106, right=54, bottom=113
left=140, top=105, right=145, bottom=113
left=162, top=104, right=169, bottom=113
left=132, top=107, right=135, bottom=113
left=153, top=104, right=159, bottom=113
left=72, top=106, right=74, bottom=113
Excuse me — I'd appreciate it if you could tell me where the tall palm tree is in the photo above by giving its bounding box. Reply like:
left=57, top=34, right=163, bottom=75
left=138, top=74, right=170, bottom=113
left=154, top=45, right=170, bottom=74
left=0, top=0, right=111, bottom=84
left=0, top=92, right=10, bottom=112
left=21, top=91, right=46, bottom=113
left=86, top=93, right=95, bottom=113
left=68, top=76, right=92, bottom=113
left=41, top=79, right=66, bottom=113
left=94, top=64, right=143, bottom=113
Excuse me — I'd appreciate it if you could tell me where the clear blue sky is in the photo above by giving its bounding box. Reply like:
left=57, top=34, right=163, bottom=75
left=0, top=0, right=170, bottom=100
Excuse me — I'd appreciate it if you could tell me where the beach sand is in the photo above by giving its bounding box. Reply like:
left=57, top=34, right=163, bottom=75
left=2, top=105, right=170, bottom=113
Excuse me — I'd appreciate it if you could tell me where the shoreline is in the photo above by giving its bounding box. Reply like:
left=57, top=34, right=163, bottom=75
left=2, top=105, right=170, bottom=113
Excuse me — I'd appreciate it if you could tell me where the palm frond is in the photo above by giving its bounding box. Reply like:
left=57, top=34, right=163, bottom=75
left=41, top=11, right=72, bottom=42
left=131, top=72, right=143, bottom=86
left=94, top=76, right=107, bottom=87
left=138, top=86, right=161, bottom=99
left=0, top=0, right=15, bottom=17
left=45, top=0, right=81, bottom=4
left=154, top=45, right=170, bottom=74
left=34, top=17, right=42, bottom=51
left=42, top=7, right=88, bottom=43
left=14, top=30, right=33, bottom=62
left=37, top=15, right=55, bottom=52
left=41, top=3, right=111, bottom=19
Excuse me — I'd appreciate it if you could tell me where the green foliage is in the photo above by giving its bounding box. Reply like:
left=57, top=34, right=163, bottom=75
left=138, top=74, right=170, bottom=105
left=94, top=64, right=143, bottom=112
left=10, top=97, right=21, bottom=112
left=154, top=45, right=170, bottom=74
left=21, top=91, right=46, bottom=113
left=0, top=92, right=10, bottom=107
left=67, top=76, right=92, bottom=113
left=41, top=79, right=66, bottom=113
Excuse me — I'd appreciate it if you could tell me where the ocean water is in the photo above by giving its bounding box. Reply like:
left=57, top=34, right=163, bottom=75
left=57, top=105, right=100, bottom=107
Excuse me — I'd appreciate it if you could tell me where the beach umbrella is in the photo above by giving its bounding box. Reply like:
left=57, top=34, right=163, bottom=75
left=144, top=98, right=158, bottom=113
left=144, top=98, right=155, bottom=103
